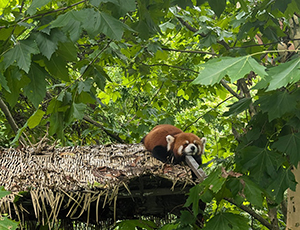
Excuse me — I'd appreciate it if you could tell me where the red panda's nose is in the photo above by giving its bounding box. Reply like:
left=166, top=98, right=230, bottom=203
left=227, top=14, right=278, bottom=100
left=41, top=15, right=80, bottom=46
left=191, top=146, right=196, bottom=151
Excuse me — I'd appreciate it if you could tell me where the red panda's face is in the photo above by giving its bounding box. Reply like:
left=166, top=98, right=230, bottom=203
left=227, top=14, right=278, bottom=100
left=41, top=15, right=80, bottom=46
left=167, top=133, right=206, bottom=158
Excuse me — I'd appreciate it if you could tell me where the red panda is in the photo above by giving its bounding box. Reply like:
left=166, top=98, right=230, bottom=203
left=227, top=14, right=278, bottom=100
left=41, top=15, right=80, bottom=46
left=142, top=124, right=206, bottom=165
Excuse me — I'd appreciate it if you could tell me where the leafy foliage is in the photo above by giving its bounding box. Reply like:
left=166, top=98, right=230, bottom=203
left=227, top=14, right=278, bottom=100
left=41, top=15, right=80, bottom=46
left=0, top=0, right=300, bottom=229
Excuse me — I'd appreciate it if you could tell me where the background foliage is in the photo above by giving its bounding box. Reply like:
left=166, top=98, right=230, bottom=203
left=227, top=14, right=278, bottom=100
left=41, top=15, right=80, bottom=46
left=1, top=0, right=300, bottom=229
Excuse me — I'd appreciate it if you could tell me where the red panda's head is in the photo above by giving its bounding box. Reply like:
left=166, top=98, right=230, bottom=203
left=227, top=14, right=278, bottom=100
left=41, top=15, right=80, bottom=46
left=166, top=133, right=206, bottom=158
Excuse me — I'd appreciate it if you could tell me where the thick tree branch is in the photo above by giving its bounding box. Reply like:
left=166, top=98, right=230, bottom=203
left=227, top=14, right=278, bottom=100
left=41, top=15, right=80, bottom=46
left=0, top=97, right=27, bottom=146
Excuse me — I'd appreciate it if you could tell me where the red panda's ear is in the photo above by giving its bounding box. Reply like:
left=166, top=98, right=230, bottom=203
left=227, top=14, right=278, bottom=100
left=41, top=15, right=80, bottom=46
left=166, top=135, right=175, bottom=151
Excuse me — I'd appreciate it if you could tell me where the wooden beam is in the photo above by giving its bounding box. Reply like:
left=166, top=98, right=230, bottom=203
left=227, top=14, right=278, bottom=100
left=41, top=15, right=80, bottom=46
left=185, top=156, right=207, bottom=182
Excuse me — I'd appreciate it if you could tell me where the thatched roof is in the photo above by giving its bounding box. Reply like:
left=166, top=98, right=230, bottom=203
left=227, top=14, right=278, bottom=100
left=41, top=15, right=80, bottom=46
left=0, top=144, right=199, bottom=228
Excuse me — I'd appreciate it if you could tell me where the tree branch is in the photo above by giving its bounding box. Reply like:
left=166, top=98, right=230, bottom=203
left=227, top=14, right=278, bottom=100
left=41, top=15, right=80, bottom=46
left=0, top=97, right=27, bottom=146
left=220, top=79, right=243, bottom=99
left=83, top=115, right=126, bottom=143
left=162, top=47, right=218, bottom=56
left=225, top=198, right=273, bottom=230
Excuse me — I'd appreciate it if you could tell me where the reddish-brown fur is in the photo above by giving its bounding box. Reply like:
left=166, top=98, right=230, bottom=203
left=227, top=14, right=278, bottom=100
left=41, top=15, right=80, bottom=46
left=142, top=124, right=206, bottom=164
left=142, top=124, right=182, bottom=153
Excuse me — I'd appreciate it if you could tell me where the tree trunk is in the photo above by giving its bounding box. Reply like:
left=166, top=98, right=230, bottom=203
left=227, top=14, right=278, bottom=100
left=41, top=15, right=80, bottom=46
left=286, top=163, right=300, bottom=230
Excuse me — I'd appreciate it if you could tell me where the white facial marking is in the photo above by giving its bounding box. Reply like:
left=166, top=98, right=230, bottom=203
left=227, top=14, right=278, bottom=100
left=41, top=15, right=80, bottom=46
left=184, top=143, right=198, bottom=156
left=178, top=145, right=183, bottom=155
left=166, top=135, right=175, bottom=151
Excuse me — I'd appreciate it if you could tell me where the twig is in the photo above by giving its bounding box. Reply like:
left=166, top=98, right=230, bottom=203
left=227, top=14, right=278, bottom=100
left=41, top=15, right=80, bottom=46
left=144, top=63, right=198, bottom=74
left=161, top=47, right=218, bottom=56
left=0, top=0, right=87, bottom=29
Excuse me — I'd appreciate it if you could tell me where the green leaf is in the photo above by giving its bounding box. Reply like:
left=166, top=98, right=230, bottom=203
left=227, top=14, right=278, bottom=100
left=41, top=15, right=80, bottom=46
left=208, top=0, right=226, bottom=17
left=71, top=103, right=87, bottom=120
left=11, top=121, right=28, bottom=145
left=27, top=109, right=45, bottom=129
left=266, top=167, right=296, bottom=203
left=223, top=98, right=252, bottom=116
left=34, top=32, right=58, bottom=60
left=115, top=219, right=156, bottom=230
left=272, top=133, right=300, bottom=167
left=3, top=39, right=39, bottom=73
left=0, top=186, right=11, bottom=198
left=57, top=42, right=77, bottom=62
left=185, top=184, right=204, bottom=216
left=237, top=146, right=278, bottom=183
left=201, top=167, right=226, bottom=194
left=180, top=210, right=196, bottom=226
left=49, top=112, right=64, bottom=138
left=44, top=54, right=69, bottom=81
left=203, top=213, right=249, bottom=230
left=0, top=216, right=19, bottom=230
left=5, top=68, right=30, bottom=108
left=78, top=79, right=92, bottom=94
left=26, top=0, right=51, bottom=15
left=267, top=58, right=300, bottom=91
left=242, top=177, right=264, bottom=208
left=0, top=71, right=10, bottom=92
left=192, top=56, right=267, bottom=86
left=23, top=63, right=48, bottom=108
left=98, top=12, right=127, bottom=40
left=257, top=90, right=298, bottom=121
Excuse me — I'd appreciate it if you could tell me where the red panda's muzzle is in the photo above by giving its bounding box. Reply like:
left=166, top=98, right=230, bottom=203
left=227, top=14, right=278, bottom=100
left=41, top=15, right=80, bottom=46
left=179, top=143, right=201, bottom=156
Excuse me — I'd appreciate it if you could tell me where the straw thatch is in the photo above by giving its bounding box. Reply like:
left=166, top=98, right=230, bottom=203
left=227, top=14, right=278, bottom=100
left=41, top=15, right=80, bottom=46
left=0, top=144, right=201, bottom=228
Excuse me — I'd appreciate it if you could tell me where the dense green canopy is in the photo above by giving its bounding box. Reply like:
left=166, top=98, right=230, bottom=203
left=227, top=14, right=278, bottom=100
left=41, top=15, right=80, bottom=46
left=1, top=0, right=300, bottom=229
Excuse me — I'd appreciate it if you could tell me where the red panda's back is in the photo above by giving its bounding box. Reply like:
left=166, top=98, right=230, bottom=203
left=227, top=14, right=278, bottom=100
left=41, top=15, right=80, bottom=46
left=143, top=124, right=183, bottom=151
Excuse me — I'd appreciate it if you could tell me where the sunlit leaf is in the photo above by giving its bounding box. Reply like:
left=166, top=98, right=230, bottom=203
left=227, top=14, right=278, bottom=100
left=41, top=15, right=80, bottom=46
left=26, top=0, right=51, bottom=15
left=192, top=56, right=267, bottom=86
left=267, top=58, right=300, bottom=91
left=28, top=110, right=45, bottom=129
